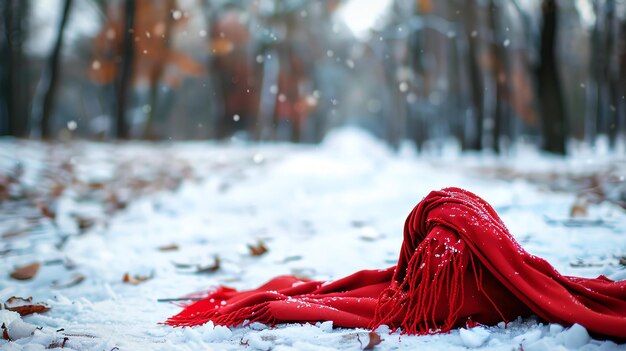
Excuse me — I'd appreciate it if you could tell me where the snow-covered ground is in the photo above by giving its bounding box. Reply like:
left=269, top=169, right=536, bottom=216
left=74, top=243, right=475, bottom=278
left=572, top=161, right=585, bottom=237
left=1, top=129, right=626, bottom=350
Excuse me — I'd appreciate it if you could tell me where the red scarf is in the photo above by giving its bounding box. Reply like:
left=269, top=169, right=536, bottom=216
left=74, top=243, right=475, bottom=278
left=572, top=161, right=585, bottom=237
left=165, top=187, right=626, bottom=339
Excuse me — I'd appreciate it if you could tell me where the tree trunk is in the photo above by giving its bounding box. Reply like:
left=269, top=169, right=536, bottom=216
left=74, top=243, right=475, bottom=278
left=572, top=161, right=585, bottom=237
left=40, top=0, right=73, bottom=139
left=603, top=0, right=619, bottom=147
left=462, top=0, right=484, bottom=150
left=487, top=0, right=510, bottom=154
left=115, top=0, right=136, bottom=139
left=619, top=13, right=626, bottom=142
left=0, top=0, right=30, bottom=137
left=537, top=0, right=566, bottom=155
left=0, top=1, right=10, bottom=136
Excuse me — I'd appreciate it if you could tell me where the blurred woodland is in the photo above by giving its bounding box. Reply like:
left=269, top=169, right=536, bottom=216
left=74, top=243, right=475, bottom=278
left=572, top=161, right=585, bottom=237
left=1, top=0, right=625, bottom=155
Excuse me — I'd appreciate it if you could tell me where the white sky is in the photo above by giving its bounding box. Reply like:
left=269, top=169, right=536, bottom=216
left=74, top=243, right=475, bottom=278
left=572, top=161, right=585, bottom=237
left=575, top=0, right=596, bottom=29
left=336, top=0, right=393, bottom=40
left=27, top=0, right=101, bottom=56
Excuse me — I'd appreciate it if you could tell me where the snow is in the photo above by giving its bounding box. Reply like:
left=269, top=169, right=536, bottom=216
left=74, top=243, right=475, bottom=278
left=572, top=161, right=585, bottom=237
left=0, top=310, right=22, bottom=328
left=4, top=318, right=39, bottom=341
left=557, top=324, right=591, bottom=349
left=459, top=327, right=490, bottom=348
left=1, top=128, right=626, bottom=350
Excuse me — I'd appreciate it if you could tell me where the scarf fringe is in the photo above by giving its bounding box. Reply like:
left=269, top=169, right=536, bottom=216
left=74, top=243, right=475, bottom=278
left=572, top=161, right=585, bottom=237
left=164, top=286, right=279, bottom=328
left=369, top=236, right=469, bottom=335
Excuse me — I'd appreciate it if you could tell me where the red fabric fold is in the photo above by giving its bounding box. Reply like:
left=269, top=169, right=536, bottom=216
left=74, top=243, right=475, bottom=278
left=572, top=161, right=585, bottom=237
left=165, top=187, right=626, bottom=339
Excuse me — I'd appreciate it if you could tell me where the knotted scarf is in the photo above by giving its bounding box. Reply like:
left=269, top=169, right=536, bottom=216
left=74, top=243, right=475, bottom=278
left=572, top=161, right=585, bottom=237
left=165, top=187, right=626, bottom=339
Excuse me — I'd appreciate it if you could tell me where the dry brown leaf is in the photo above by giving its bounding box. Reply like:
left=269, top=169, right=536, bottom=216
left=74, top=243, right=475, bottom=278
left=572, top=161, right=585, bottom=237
left=87, top=181, right=106, bottom=190
left=2, top=227, right=29, bottom=239
left=50, top=182, right=66, bottom=198
left=248, top=241, right=268, bottom=256
left=38, top=203, right=56, bottom=220
left=196, top=257, right=221, bottom=274
left=75, top=216, right=96, bottom=233
left=364, top=332, right=382, bottom=349
left=3, top=296, right=50, bottom=316
left=47, top=337, right=69, bottom=349
left=0, top=182, right=8, bottom=202
left=123, top=272, right=153, bottom=285
left=570, top=197, right=588, bottom=218
left=60, top=161, right=73, bottom=173
left=281, top=255, right=302, bottom=263
left=106, top=192, right=128, bottom=212
left=158, top=244, right=179, bottom=251
left=10, top=262, right=41, bottom=280
left=171, top=261, right=194, bottom=269
left=52, top=274, right=86, bottom=289
left=1, top=323, right=9, bottom=341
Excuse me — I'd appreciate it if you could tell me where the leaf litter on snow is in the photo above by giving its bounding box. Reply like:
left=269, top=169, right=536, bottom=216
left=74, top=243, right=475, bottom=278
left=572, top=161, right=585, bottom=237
left=1, top=132, right=626, bottom=350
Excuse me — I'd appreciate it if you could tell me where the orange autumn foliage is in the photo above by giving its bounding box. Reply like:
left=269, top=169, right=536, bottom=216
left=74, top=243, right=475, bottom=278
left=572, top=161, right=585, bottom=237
left=210, top=11, right=249, bottom=57
left=417, top=0, right=433, bottom=14
left=90, top=0, right=204, bottom=88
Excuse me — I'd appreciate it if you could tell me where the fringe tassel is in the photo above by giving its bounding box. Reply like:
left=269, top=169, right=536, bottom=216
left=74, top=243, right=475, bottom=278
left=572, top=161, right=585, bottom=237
left=370, top=236, right=469, bottom=335
left=165, top=300, right=279, bottom=328
left=164, top=287, right=278, bottom=328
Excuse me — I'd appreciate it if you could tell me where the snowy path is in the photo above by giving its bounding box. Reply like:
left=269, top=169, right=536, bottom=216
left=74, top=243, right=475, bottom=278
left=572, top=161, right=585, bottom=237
left=1, top=129, right=626, bottom=350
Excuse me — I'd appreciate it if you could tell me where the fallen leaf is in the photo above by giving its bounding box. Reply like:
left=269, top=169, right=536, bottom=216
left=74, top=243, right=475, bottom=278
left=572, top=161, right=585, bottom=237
left=10, top=262, right=41, bottom=280
left=0, top=181, right=8, bottom=202
left=1, top=227, right=29, bottom=239
left=48, top=337, right=69, bottom=349
left=248, top=241, right=268, bottom=256
left=570, top=260, right=603, bottom=268
left=52, top=274, right=86, bottom=289
left=87, top=181, right=105, bottom=190
left=37, top=203, right=56, bottom=220
left=50, top=182, right=66, bottom=198
left=570, top=197, right=588, bottom=218
left=196, top=257, right=221, bottom=274
left=1, top=323, right=9, bottom=341
left=43, top=258, right=65, bottom=266
left=3, top=296, right=50, bottom=316
left=281, top=255, right=302, bottom=263
left=123, top=272, right=153, bottom=285
left=171, top=261, right=194, bottom=269
left=158, top=244, right=179, bottom=251
left=220, top=276, right=242, bottom=283
left=364, top=332, right=382, bottom=349
left=60, top=161, right=73, bottom=173
left=63, top=258, right=78, bottom=270
left=351, top=220, right=367, bottom=228
left=74, top=215, right=96, bottom=233
left=61, top=332, right=97, bottom=338
left=106, top=192, right=128, bottom=212
left=157, top=297, right=204, bottom=303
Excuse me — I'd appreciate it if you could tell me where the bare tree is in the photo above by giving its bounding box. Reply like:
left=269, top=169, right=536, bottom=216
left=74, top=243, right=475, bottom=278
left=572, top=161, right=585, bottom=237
left=592, top=0, right=620, bottom=146
left=115, top=0, right=136, bottom=139
left=487, top=0, right=512, bottom=154
left=39, top=0, right=73, bottom=139
left=0, top=0, right=30, bottom=137
left=619, top=13, right=626, bottom=142
left=462, top=0, right=484, bottom=150
left=537, top=0, right=566, bottom=154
